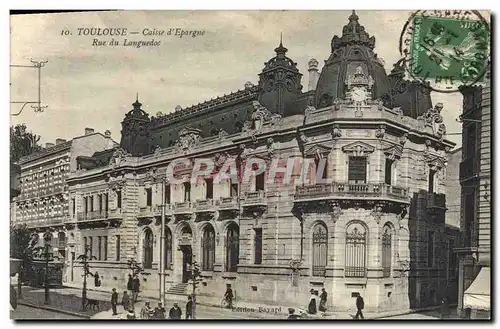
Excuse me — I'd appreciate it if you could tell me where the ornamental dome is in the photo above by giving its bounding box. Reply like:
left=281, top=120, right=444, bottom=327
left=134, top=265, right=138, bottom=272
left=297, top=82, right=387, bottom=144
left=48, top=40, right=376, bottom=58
left=314, top=10, right=390, bottom=108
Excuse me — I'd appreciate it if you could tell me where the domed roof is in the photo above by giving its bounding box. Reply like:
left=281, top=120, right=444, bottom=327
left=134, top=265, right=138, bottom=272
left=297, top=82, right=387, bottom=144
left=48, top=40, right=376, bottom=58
left=314, top=11, right=390, bottom=108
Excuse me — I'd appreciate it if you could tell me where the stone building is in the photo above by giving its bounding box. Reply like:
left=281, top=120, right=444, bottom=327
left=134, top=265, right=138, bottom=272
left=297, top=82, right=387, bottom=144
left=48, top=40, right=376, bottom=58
left=456, top=73, right=491, bottom=318
left=445, top=148, right=462, bottom=228
left=13, top=128, right=117, bottom=277
left=65, top=11, right=457, bottom=313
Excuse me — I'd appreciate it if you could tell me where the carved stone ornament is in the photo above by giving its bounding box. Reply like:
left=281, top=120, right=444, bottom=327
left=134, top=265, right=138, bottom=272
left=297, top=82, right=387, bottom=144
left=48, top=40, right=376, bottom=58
left=375, top=125, right=385, bottom=139
left=330, top=202, right=343, bottom=223
left=289, top=259, right=302, bottom=273
left=370, top=204, right=383, bottom=224
left=304, top=105, right=316, bottom=115
left=174, top=127, right=202, bottom=152
left=332, top=124, right=342, bottom=138
left=251, top=101, right=273, bottom=121
left=399, top=133, right=408, bottom=145
left=266, top=137, right=276, bottom=156
left=417, top=103, right=445, bottom=135
left=109, top=148, right=131, bottom=167
left=333, top=98, right=343, bottom=111
left=108, top=177, right=126, bottom=190
left=299, top=132, right=308, bottom=143
left=242, top=120, right=253, bottom=133
left=376, top=98, right=384, bottom=111
left=214, top=152, right=228, bottom=169
left=218, top=129, right=229, bottom=139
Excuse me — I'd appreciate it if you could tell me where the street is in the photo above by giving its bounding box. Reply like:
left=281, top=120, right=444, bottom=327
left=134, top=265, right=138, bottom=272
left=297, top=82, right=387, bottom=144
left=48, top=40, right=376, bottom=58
left=10, top=304, right=81, bottom=320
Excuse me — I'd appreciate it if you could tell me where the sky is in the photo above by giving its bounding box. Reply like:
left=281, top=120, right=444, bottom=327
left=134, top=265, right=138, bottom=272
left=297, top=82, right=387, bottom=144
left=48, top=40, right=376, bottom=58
left=10, top=10, right=466, bottom=148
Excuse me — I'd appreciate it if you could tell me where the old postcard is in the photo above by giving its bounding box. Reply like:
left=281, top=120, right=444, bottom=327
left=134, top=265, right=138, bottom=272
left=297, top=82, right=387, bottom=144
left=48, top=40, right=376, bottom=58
left=9, top=9, right=491, bottom=321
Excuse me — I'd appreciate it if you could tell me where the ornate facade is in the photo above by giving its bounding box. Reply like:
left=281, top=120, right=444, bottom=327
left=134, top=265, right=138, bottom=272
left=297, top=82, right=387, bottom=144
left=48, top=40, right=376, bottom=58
left=64, top=12, right=458, bottom=313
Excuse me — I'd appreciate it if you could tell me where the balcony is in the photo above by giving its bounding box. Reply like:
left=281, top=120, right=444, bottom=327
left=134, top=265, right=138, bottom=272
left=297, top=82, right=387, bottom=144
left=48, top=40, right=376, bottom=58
left=217, top=196, right=239, bottom=211
left=138, top=205, right=162, bottom=218
left=77, top=211, right=108, bottom=221
left=194, top=199, right=216, bottom=212
left=23, top=215, right=66, bottom=229
left=459, top=156, right=479, bottom=181
left=427, top=193, right=446, bottom=209
left=241, top=191, right=267, bottom=207
left=173, top=201, right=193, bottom=214
left=294, top=183, right=410, bottom=203
left=108, top=208, right=122, bottom=219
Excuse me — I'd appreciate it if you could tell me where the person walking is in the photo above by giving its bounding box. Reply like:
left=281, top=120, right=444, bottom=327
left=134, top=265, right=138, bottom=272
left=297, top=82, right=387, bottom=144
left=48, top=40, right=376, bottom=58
left=440, top=298, right=450, bottom=319
left=140, top=301, right=153, bottom=320
left=169, top=302, right=182, bottom=319
left=185, top=295, right=193, bottom=319
left=319, top=288, right=327, bottom=312
left=307, top=289, right=317, bottom=315
left=127, top=274, right=133, bottom=295
left=354, top=295, right=364, bottom=320
left=94, top=272, right=101, bottom=287
left=224, top=284, right=234, bottom=309
left=111, top=288, right=119, bottom=315
left=152, top=302, right=166, bottom=319
left=121, top=291, right=130, bottom=312
left=132, top=275, right=140, bottom=304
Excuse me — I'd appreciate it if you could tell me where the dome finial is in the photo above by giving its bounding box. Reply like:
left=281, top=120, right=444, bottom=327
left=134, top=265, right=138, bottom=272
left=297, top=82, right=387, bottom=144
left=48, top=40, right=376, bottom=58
left=136, top=92, right=139, bottom=102
left=133, top=92, right=142, bottom=109
left=349, top=10, right=359, bottom=21
left=274, top=33, right=287, bottom=56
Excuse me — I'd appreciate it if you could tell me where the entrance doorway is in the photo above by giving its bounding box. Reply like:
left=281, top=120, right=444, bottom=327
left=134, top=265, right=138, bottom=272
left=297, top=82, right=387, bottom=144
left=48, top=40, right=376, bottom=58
left=182, top=247, right=192, bottom=283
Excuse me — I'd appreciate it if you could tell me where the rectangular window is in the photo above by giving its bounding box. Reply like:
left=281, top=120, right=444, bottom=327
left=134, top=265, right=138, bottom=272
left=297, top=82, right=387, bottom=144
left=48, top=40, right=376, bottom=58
left=71, top=198, right=76, bottom=216
left=104, top=193, right=108, bottom=212
left=165, top=185, right=171, bottom=204
left=205, top=178, right=213, bottom=199
left=83, top=196, right=88, bottom=214
left=465, top=124, right=477, bottom=158
left=89, top=237, right=93, bottom=259
left=98, top=194, right=102, bottom=212
left=314, top=158, right=328, bottom=182
left=348, top=157, right=367, bottom=183
left=103, top=236, right=108, bottom=261
left=230, top=183, right=238, bottom=197
left=115, top=235, right=121, bottom=261
left=183, top=182, right=191, bottom=202
left=428, top=170, right=436, bottom=193
left=98, top=237, right=102, bottom=260
left=116, top=191, right=122, bottom=208
left=427, top=231, right=434, bottom=267
left=254, top=228, right=262, bottom=264
left=146, top=187, right=152, bottom=206
left=255, top=173, right=265, bottom=191
left=83, top=237, right=88, bottom=250
left=385, top=159, right=394, bottom=185
left=89, top=196, right=94, bottom=212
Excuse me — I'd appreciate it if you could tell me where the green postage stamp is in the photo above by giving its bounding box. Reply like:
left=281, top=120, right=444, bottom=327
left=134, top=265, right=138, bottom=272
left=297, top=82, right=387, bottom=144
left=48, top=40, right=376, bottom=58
left=403, top=11, right=490, bottom=91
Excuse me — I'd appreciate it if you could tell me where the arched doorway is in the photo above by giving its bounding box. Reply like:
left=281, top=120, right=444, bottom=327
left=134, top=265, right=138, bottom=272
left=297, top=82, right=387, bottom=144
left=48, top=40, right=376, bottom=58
left=179, top=225, right=193, bottom=283
left=225, top=224, right=239, bottom=272
left=312, top=223, right=328, bottom=277
left=142, top=228, right=154, bottom=270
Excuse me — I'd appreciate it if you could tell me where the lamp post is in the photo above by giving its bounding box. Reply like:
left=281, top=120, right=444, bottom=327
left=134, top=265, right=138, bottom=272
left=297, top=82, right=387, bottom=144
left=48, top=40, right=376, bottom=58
left=42, top=233, right=53, bottom=305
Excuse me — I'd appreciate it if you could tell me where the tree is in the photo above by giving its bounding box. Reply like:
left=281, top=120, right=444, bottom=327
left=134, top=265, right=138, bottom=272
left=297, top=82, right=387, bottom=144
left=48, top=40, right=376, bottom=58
left=77, top=245, right=96, bottom=311
left=10, top=123, right=43, bottom=163
left=189, top=260, right=203, bottom=319
left=10, top=223, right=35, bottom=299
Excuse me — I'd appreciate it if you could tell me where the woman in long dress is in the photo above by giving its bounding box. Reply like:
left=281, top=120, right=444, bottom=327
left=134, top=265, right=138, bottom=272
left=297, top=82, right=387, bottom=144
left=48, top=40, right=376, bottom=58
left=307, top=289, right=317, bottom=314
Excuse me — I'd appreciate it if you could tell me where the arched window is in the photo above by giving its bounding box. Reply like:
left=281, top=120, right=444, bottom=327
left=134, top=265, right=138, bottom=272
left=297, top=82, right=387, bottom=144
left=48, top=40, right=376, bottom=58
left=201, top=225, right=216, bottom=271
left=312, top=223, right=328, bottom=277
left=345, top=223, right=367, bottom=277
left=225, top=224, right=239, bottom=272
left=143, top=228, right=154, bottom=269
left=382, top=225, right=392, bottom=277
left=165, top=227, right=172, bottom=270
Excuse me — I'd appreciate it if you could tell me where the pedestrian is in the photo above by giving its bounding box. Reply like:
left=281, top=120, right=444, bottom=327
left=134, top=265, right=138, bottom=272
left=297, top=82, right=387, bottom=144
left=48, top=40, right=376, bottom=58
left=224, top=284, right=234, bottom=308
left=140, top=301, right=153, bottom=320
left=127, top=274, right=133, bottom=294
left=132, top=275, right=140, bottom=304
left=287, top=308, right=301, bottom=319
left=186, top=295, right=193, bottom=319
left=440, top=297, right=450, bottom=319
left=169, top=302, right=182, bottom=319
left=319, top=288, right=327, bottom=312
left=122, top=291, right=130, bottom=312
left=307, top=289, right=317, bottom=314
left=153, top=302, right=166, bottom=319
left=94, top=271, right=101, bottom=287
left=354, top=294, right=364, bottom=320
left=124, top=307, right=136, bottom=320
left=111, top=288, right=119, bottom=315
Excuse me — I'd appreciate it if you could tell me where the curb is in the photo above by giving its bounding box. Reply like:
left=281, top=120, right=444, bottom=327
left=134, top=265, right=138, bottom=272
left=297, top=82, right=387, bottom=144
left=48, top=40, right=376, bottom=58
left=16, top=301, right=91, bottom=319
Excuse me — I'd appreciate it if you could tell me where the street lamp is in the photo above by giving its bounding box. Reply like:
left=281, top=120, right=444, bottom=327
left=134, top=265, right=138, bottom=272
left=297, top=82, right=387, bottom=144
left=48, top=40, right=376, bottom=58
left=42, top=232, right=53, bottom=305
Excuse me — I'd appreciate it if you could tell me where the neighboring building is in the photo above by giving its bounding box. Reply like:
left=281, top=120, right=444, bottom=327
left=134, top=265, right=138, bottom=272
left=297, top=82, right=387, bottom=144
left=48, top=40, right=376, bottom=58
left=456, top=73, right=491, bottom=318
left=11, top=163, right=21, bottom=226
left=65, top=11, right=457, bottom=313
left=446, top=148, right=462, bottom=228
left=13, top=128, right=117, bottom=282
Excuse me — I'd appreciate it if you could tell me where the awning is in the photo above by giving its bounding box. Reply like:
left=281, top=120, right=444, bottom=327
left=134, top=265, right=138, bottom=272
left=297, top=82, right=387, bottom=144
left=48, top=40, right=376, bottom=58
left=464, top=267, right=490, bottom=310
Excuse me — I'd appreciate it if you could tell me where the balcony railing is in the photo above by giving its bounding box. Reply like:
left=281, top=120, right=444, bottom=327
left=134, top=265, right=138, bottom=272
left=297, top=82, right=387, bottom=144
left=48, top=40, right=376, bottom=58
left=174, top=201, right=193, bottom=213
left=108, top=208, right=122, bottom=218
left=242, top=191, right=267, bottom=206
left=459, top=156, right=479, bottom=181
left=195, top=199, right=216, bottom=212
left=312, top=266, right=326, bottom=277
left=217, top=196, right=239, bottom=210
left=295, top=183, right=409, bottom=202
left=427, top=193, right=446, bottom=209
left=77, top=211, right=108, bottom=221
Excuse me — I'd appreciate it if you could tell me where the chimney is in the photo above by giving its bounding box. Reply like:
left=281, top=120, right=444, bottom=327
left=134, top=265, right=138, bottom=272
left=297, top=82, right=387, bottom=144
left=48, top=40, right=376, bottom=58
left=55, top=138, right=66, bottom=145
left=46, top=143, right=55, bottom=148
left=308, top=58, right=319, bottom=91
left=84, top=128, right=95, bottom=135
left=104, top=130, right=112, bottom=138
